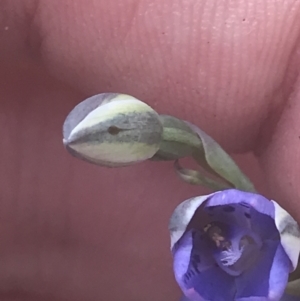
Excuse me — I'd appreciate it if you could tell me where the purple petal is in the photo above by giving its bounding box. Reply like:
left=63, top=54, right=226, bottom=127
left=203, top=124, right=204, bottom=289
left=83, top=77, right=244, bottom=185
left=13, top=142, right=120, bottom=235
left=235, top=240, right=290, bottom=301
left=178, top=290, right=300, bottom=301
left=206, top=189, right=275, bottom=219
left=204, top=202, right=278, bottom=241
left=173, top=230, right=235, bottom=301
left=204, top=202, right=252, bottom=230
left=247, top=206, right=279, bottom=240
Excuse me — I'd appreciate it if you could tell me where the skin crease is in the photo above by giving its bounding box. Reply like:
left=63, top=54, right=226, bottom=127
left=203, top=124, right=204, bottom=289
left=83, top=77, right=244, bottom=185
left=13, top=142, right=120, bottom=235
left=1, top=0, right=300, bottom=300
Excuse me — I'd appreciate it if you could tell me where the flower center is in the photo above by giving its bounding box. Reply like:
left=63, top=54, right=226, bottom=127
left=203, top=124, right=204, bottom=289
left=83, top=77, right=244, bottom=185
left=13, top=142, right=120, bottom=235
left=204, top=222, right=262, bottom=276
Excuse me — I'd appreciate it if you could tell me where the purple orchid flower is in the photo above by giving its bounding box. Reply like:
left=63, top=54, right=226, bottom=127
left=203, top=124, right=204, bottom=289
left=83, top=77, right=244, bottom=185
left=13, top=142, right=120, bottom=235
left=180, top=293, right=300, bottom=301
left=169, top=189, right=300, bottom=301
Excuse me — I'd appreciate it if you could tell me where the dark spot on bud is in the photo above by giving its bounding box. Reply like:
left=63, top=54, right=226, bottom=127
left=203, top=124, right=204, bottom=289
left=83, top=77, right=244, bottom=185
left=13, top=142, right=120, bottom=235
left=223, top=206, right=235, bottom=212
left=244, top=212, right=251, bottom=219
left=108, top=126, right=121, bottom=135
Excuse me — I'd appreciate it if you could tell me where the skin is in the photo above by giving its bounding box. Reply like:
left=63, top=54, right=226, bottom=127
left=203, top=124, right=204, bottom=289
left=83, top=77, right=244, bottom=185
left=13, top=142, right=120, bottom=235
left=1, top=0, right=300, bottom=300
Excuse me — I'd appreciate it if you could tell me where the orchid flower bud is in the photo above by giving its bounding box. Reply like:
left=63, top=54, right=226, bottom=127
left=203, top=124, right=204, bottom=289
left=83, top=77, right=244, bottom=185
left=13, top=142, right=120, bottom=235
left=63, top=93, right=163, bottom=167
left=62, top=93, right=254, bottom=192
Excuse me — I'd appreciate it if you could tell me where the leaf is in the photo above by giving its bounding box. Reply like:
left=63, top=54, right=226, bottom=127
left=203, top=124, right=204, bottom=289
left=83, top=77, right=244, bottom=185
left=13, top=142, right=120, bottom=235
left=174, top=160, right=232, bottom=191
left=186, top=122, right=256, bottom=192
left=153, top=115, right=256, bottom=192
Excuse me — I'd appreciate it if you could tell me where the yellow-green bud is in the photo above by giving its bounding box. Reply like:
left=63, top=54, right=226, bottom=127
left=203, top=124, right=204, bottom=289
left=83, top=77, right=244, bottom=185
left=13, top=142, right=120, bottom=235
left=63, top=93, right=163, bottom=167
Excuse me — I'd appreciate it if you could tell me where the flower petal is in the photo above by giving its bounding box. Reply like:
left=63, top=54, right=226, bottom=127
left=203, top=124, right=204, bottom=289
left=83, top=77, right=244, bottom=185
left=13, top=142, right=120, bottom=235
left=169, top=194, right=214, bottom=249
left=204, top=202, right=278, bottom=240
left=205, top=189, right=275, bottom=219
left=204, top=202, right=252, bottom=230
left=180, top=294, right=300, bottom=301
left=272, top=201, right=300, bottom=271
left=169, top=190, right=279, bottom=249
left=174, top=230, right=235, bottom=301
left=185, top=122, right=256, bottom=192
left=235, top=240, right=290, bottom=301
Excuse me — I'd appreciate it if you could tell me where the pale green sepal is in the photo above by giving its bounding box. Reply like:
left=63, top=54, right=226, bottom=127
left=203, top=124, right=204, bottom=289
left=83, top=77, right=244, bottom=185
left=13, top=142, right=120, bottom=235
left=186, top=122, right=256, bottom=192
left=174, top=160, right=232, bottom=191
left=272, top=201, right=300, bottom=271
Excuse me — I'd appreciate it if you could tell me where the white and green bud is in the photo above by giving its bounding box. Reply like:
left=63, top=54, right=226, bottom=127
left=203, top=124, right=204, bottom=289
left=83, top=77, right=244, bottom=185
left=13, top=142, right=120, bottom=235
left=62, top=93, right=254, bottom=193
left=63, top=93, right=163, bottom=167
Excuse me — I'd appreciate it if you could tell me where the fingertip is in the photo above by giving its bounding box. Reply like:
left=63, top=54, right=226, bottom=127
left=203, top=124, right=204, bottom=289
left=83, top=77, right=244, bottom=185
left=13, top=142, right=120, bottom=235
left=258, top=77, right=300, bottom=222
